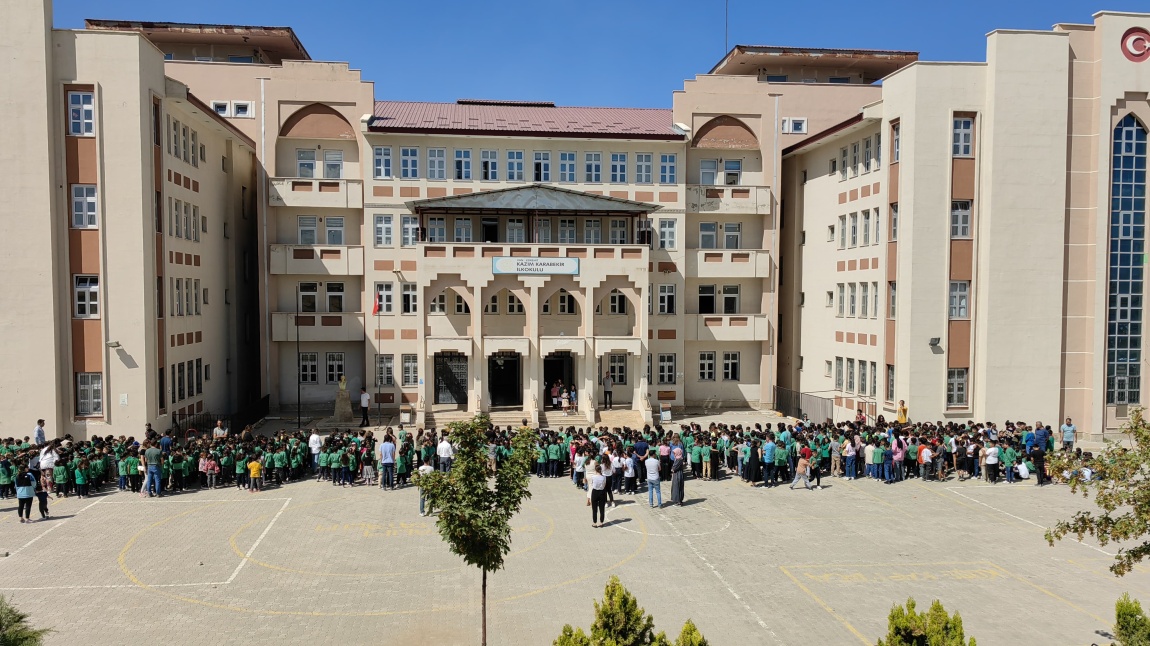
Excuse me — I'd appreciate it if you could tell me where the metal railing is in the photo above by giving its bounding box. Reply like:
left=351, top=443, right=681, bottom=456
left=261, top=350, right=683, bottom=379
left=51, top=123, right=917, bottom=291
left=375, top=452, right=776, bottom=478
left=773, top=386, right=832, bottom=424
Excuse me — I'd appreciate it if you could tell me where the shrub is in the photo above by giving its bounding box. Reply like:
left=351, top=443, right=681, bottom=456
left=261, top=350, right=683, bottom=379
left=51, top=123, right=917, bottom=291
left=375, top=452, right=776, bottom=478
left=876, top=597, right=975, bottom=646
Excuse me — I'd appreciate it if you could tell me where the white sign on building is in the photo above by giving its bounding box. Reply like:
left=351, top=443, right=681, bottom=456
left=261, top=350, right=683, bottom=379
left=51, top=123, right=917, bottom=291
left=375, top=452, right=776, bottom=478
left=492, top=257, right=580, bottom=275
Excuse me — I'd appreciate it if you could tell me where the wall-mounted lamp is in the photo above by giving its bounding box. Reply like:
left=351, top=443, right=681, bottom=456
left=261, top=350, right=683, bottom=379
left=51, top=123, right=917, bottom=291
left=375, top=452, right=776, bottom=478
left=106, top=341, right=122, bottom=349
left=928, top=337, right=941, bottom=347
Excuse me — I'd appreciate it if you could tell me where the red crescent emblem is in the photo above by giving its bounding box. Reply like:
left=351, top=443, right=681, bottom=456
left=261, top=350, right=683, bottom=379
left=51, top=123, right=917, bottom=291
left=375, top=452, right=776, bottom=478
left=1122, top=27, right=1150, bottom=63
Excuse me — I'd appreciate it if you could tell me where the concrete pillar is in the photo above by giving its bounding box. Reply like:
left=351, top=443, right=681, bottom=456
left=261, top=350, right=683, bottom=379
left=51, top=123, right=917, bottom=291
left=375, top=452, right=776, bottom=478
left=471, top=283, right=484, bottom=413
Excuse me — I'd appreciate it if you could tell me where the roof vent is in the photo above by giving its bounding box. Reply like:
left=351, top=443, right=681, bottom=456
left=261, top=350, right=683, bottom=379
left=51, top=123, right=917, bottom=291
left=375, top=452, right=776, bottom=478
left=456, top=99, right=556, bottom=108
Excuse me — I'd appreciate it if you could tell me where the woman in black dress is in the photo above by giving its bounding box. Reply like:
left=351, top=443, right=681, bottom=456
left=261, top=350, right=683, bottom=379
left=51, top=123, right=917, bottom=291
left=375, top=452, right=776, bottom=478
left=669, top=447, right=686, bottom=506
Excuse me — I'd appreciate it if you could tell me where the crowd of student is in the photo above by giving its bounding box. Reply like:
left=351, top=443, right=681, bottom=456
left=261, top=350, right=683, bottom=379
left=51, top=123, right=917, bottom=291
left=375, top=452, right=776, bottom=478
left=2, top=414, right=1089, bottom=527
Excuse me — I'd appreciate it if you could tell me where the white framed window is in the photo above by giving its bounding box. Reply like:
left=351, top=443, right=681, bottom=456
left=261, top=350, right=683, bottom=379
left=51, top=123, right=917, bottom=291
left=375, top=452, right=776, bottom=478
left=326, top=282, right=345, bottom=312
left=68, top=91, right=94, bottom=136
left=183, top=126, right=192, bottom=160
left=610, top=153, right=627, bottom=183
left=953, top=118, right=974, bottom=157
left=782, top=117, right=807, bottom=134
left=838, top=215, right=846, bottom=249
left=76, top=372, right=103, bottom=416
left=374, top=214, right=393, bottom=246
left=211, top=101, right=230, bottom=117
left=454, top=149, right=472, bottom=180
left=325, top=352, right=345, bottom=384
left=824, top=360, right=833, bottom=377
left=377, top=354, right=394, bottom=386
left=485, top=294, right=499, bottom=314
left=635, top=153, right=652, bottom=183
left=533, top=151, right=550, bottom=182
left=402, top=354, right=418, bottom=386
left=298, top=216, right=318, bottom=245
left=174, top=278, right=184, bottom=316
left=607, top=353, right=627, bottom=385
left=401, top=147, right=419, bottom=178
left=849, top=213, right=858, bottom=247
left=190, top=131, right=199, bottom=168
left=507, top=218, right=526, bottom=243
left=231, top=101, right=253, bottom=118
left=949, top=281, right=970, bottom=319
left=659, top=154, right=677, bottom=184
left=658, top=219, right=676, bottom=249
left=608, top=289, right=627, bottom=314
left=454, top=217, right=472, bottom=243
left=658, top=284, right=676, bottom=314
left=537, top=218, right=551, bottom=243
left=850, top=142, right=859, bottom=177
left=325, top=216, right=345, bottom=245
left=698, top=285, right=716, bottom=314
left=700, top=159, right=718, bottom=185
left=455, top=294, right=470, bottom=315
left=401, top=283, right=418, bottom=314
left=947, top=368, right=968, bottom=407
left=888, top=282, right=897, bottom=318
left=373, top=146, right=392, bottom=178
left=296, top=149, right=316, bottom=178
left=427, top=217, right=446, bottom=243
left=699, top=222, right=717, bottom=249
left=584, top=152, right=602, bottom=182
left=721, top=285, right=739, bottom=314
left=699, top=351, right=716, bottom=381
left=185, top=276, right=192, bottom=317
left=874, top=133, right=882, bottom=167
left=951, top=200, right=972, bottom=238
left=584, top=219, right=601, bottom=244
left=192, top=206, right=200, bottom=242
left=171, top=119, right=180, bottom=158
left=724, top=222, right=741, bottom=249
left=609, top=219, right=628, bottom=244
left=859, top=361, right=869, bottom=396
left=848, top=283, right=857, bottom=317
left=559, top=151, right=576, bottom=182
left=835, top=357, right=844, bottom=390
left=507, top=150, right=524, bottom=181
left=429, top=293, right=446, bottom=314
left=73, top=275, right=99, bottom=318
left=193, top=279, right=201, bottom=315
left=886, top=364, right=895, bottom=401
left=401, top=215, right=419, bottom=247
left=863, top=137, right=872, bottom=172
left=826, top=291, right=834, bottom=308
left=722, top=352, right=741, bottom=381
left=299, top=353, right=318, bottom=384
left=846, top=358, right=856, bottom=392
left=183, top=202, right=190, bottom=239
left=837, top=284, right=845, bottom=317
left=299, top=281, right=318, bottom=313
left=839, top=148, right=848, bottom=180
left=658, top=354, right=676, bottom=385
left=71, top=185, right=97, bottom=228
left=507, top=292, right=525, bottom=314
left=870, top=361, right=878, bottom=397
left=557, top=289, right=576, bottom=315
left=862, top=210, right=871, bottom=246
left=892, top=123, right=900, bottom=162
left=559, top=218, right=576, bottom=244
left=872, top=282, right=879, bottom=319
left=860, top=282, right=869, bottom=318
left=872, top=206, right=880, bottom=245
left=427, top=148, right=446, bottom=180
left=890, top=203, right=899, bottom=241
left=480, top=149, right=499, bottom=180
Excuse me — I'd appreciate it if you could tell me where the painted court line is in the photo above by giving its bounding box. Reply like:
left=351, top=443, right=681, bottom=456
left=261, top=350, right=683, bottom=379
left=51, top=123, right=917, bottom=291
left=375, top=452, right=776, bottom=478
left=225, top=497, right=291, bottom=584
left=3, top=498, right=103, bottom=560
left=778, top=565, right=869, bottom=645
left=0, top=581, right=226, bottom=591
left=944, top=487, right=1115, bottom=557
left=99, top=497, right=293, bottom=504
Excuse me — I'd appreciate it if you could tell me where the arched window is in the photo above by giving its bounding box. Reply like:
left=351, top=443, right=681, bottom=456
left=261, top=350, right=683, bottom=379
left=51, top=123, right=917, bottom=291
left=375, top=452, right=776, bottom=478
left=1107, top=115, right=1147, bottom=405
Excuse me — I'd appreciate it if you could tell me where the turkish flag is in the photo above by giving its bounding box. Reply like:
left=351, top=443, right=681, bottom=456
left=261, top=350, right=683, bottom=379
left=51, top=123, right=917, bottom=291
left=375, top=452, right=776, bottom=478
left=371, top=293, right=380, bottom=315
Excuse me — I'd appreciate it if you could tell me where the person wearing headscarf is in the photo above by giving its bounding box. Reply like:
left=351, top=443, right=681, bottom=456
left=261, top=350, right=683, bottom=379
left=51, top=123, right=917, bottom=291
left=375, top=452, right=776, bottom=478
left=670, top=447, right=686, bottom=506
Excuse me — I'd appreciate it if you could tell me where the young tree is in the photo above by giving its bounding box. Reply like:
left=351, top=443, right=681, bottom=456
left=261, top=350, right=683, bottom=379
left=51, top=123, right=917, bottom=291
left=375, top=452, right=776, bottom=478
left=1046, top=407, right=1150, bottom=576
left=1115, top=593, right=1150, bottom=646
left=876, top=598, right=975, bottom=646
left=0, top=595, right=51, bottom=646
left=673, top=619, right=709, bottom=646
left=554, top=576, right=710, bottom=646
left=415, top=414, right=536, bottom=646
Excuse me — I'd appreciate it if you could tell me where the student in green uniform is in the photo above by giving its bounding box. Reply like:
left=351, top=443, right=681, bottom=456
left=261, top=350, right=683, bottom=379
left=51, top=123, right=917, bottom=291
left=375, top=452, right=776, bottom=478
left=74, top=458, right=90, bottom=499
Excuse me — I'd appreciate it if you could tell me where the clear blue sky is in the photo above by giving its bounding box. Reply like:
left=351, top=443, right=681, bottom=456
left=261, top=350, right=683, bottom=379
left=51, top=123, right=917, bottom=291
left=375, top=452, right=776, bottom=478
left=54, top=0, right=1117, bottom=108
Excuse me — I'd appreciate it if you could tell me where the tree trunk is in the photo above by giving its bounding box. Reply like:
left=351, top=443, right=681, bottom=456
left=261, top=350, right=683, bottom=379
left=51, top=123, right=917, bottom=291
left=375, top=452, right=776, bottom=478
left=482, top=568, right=488, bottom=646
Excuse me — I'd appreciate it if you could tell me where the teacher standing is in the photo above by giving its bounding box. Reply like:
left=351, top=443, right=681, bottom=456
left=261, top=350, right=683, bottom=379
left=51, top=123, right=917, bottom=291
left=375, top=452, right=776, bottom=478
left=670, top=447, right=686, bottom=506
left=602, top=372, right=614, bottom=410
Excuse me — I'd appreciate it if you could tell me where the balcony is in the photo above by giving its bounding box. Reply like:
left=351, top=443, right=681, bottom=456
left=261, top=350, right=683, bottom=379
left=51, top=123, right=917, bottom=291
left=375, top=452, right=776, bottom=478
left=685, top=314, right=770, bottom=342
left=686, top=185, right=772, bottom=215
left=686, top=249, right=771, bottom=279
left=269, top=245, right=364, bottom=275
left=269, top=178, right=363, bottom=209
left=418, top=243, right=649, bottom=285
left=270, top=312, right=365, bottom=342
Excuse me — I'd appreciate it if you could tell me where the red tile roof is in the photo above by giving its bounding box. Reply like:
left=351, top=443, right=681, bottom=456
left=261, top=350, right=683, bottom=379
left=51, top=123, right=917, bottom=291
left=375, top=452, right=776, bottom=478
left=368, top=100, right=681, bottom=140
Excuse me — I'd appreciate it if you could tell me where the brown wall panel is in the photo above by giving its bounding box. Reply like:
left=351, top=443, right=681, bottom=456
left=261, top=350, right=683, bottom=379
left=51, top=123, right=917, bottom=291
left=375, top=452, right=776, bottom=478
left=885, top=320, right=895, bottom=365
left=947, top=319, right=971, bottom=369
left=886, top=242, right=897, bottom=282
left=951, top=158, right=976, bottom=200
left=65, top=136, right=98, bottom=184
left=949, top=240, right=974, bottom=281
left=71, top=319, right=103, bottom=372
left=68, top=229, right=101, bottom=274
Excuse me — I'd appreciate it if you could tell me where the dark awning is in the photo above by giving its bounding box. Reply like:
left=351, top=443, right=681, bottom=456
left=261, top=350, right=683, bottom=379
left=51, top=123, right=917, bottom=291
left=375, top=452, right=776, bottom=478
left=405, top=183, right=661, bottom=216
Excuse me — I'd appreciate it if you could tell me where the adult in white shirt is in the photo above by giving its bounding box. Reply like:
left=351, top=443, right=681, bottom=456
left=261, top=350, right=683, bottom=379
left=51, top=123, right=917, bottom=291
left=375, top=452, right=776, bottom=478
left=33, top=420, right=46, bottom=446
left=644, top=455, right=662, bottom=508
left=600, top=453, right=616, bottom=507
left=308, top=431, right=323, bottom=471
left=983, top=441, right=1001, bottom=484
left=919, top=445, right=933, bottom=481
left=436, top=436, right=455, bottom=473
left=417, top=458, right=436, bottom=516
left=588, top=465, right=608, bottom=528
left=359, top=388, right=372, bottom=427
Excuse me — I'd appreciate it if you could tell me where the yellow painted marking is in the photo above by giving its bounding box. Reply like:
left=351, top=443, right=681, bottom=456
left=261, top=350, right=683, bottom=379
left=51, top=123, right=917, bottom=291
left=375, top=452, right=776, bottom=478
left=987, top=561, right=1108, bottom=624
left=779, top=565, right=870, bottom=645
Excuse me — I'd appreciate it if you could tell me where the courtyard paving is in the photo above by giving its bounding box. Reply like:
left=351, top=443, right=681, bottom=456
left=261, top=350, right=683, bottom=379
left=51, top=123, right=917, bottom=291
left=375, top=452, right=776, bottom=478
left=1, top=465, right=1146, bottom=645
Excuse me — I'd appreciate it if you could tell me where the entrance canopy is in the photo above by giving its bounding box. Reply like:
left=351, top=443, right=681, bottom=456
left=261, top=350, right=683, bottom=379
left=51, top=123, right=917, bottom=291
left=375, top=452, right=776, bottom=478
left=406, top=183, right=661, bottom=217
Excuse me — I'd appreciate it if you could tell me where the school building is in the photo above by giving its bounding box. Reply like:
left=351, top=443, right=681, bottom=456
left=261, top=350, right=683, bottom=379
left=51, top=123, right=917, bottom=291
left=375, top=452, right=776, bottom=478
left=4, top=1, right=1150, bottom=438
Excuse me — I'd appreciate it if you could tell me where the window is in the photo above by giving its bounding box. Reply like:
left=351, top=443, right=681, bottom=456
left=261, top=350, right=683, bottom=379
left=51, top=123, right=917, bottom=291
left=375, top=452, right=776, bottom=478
left=890, top=203, right=899, bottom=241
left=296, top=149, right=315, bottom=177
left=838, top=215, right=846, bottom=249
left=658, top=284, right=676, bottom=314
left=722, top=352, right=741, bottom=381
left=298, top=216, right=318, bottom=245
left=559, top=151, right=576, bottom=182
left=699, top=222, right=717, bottom=249
left=860, top=282, right=869, bottom=318
left=193, top=279, right=201, bottom=315
left=826, top=290, right=834, bottom=308
left=947, top=368, right=968, bottom=406
left=627, top=152, right=650, bottom=184
left=537, top=217, right=552, bottom=243
left=485, top=294, right=499, bottom=314
left=507, top=292, right=525, bottom=314
left=607, top=153, right=627, bottom=183
left=325, top=217, right=345, bottom=245
left=192, top=206, right=200, bottom=242
left=721, top=285, right=739, bottom=314
left=232, top=102, right=252, bottom=118
left=427, top=217, right=446, bottom=243
left=584, top=152, right=602, bottom=182
left=171, top=119, right=180, bottom=158
left=374, top=214, right=393, bottom=246
left=401, top=147, right=419, bottom=178
left=859, top=361, right=868, bottom=396
left=455, top=294, right=470, bottom=315
left=507, top=218, right=526, bottom=243
left=723, top=159, right=742, bottom=185
left=783, top=118, right=807, bottom=134
left=401, top=216, right=419, bottom=247
left=183, top=126, right=192, bottom=161
left=186, top=362, right=195, bottom=398
left=481, top=150, right=499, bottom=180
left=764, top=74, right=788, bottom=82
left=559, top=218, right=576, bottom=244
left=953, top=118, right=974, bottom=157
left=190, top=131, right=199, bottom=167
left=73, top=275, right=99, bottom=318
left=325, top=282, right=344, bottom=312
left=326, top=352, right=345, bottom=384
left=829, top=76, right=851, bottom=84
left=950, top=200, right=971, bottom=238
left=863, top=137, right=872, bottom=172
left=699, top=351, right=716, bottom=381
left=76, top=372, right=102, bottom=416
left=850, top=143, right=859, bottom=177
left=699, top=285, right=716, bottom=314
left=827, top=224, right=835, bottom=242
left=874, top=133, right=882, bottom=167
left=849, top=213, right=858, bottom=247
left=839, top=148, right=848, bottom=180
left=658, top=219, right=676, bottom=249
left=377, top=354, right=394, bottom=386
left=1107, top=116, right=1147, bottom=404
left=886, top=364, right=895, bottom=401
left=298, top=352, right=318, bottom=384
left=427, top=148, right=446, bottom=179
left=892, top=123, right=901, bottom=162
left=848, top=283, right=857, bottom=317
left=68, top=91, right=94, bottom=136
left=299, top=282, right=318, bottom=312
left=507, top=150, right=524, bottom=181
left=401, top=283, right=418, bottom=314
left=533, top=151, right=550, bottom=182
left=185, top=276, right=192, bottom=316
left=175, top=363, right=185, bottom=401
left=71, top=185, right=97, bottom=228
left=658, top=354, right=676, bottom=384
left=846, top=358, right=856, bottom=392
left=373, top=146, right=392, bottom=178
left=429, top=293, right=446, bottom=314
left=836, top=284, right=845, bottom=316
left=607, top=353, right=627, bottom=385
left=862, top=210, right=871, bottom=245
left=700, top=159, right=718, bottom=185
left=183, top=202, right=191, bottom=239
left=888, top=282, right=897, bottom=318
left=835, top=357, right=844, bottom=390
left=402, top=354, right=418, bottom=386
left=211, top=101, right=230, bottom=117
left=454, top=149, right=472, bottom=180
left=659, top=154, right=677, bottom=184
left=609, top=219, right=628, bottom=244
left=175, top=278, right=186, bottom=316
left=824, top=360, right=833, bottom=377
left=558, top=289, right=576, bottom=314
left=872, top=207, right=880, bottom=245
left=584, top=219, right=602, bottom=244
left=870, top=362, right=878, bottom=397
left=949, top=281, right=970, bottom=319
left=872, top=282, right=879, bottom=319
left=724, top=222, right=741, bottom=249
left=454, top=217, right=472, bottom=243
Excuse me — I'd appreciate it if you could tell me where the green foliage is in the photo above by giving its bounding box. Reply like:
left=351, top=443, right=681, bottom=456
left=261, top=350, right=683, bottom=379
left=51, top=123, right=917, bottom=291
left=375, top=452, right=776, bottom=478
left=414, top=414, right=535, bottom=573
left=554, top=576, right=706, bottom=646
left=0, top=595, right=51, bottom=646
left=876, top=598, right=975, bottom=646
left=1116, top=593, right=1150, bottom=646
left=1046, top=407, right=1150, bottom=576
